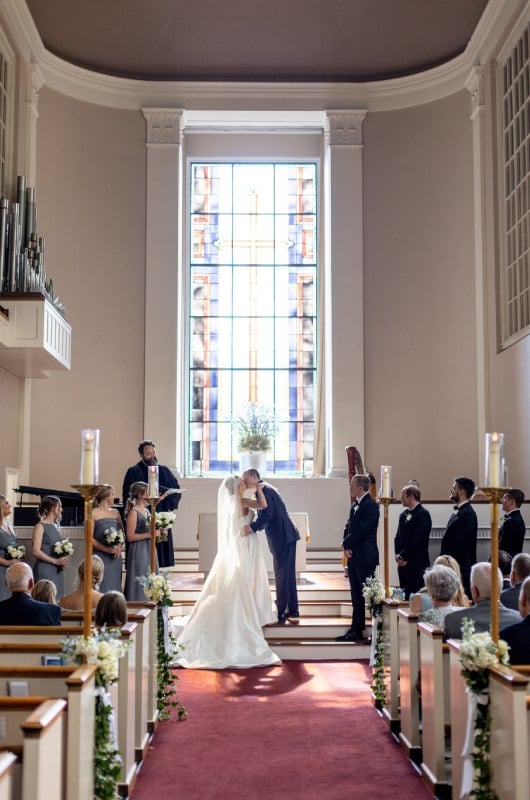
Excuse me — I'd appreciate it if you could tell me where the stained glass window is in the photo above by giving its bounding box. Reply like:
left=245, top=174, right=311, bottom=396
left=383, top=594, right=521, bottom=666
left=188, top=162, right=318, bottom=474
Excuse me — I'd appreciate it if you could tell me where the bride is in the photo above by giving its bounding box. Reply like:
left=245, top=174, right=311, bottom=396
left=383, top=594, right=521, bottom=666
left=175, top=475, right=281, bottom=669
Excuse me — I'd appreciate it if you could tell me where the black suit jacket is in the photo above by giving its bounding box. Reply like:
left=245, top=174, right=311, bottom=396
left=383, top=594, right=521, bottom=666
left=250, top=485, right=300, bottom=556
left=500, top=616, right=530, bottom=665
left=499, top=509, right=526, bottom=558
left=440, top=502, right=477, bottom=594
left=0, top=592, right=61, bottom=626
left=394, top=504, right=432, bottom=568
left=342, top=493, right=380, bottom=567
left=122, top=461, right=181, bottom=512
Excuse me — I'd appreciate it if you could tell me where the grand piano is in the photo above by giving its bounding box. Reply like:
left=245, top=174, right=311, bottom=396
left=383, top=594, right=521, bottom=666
left=14, top=485, right=85, bottom=526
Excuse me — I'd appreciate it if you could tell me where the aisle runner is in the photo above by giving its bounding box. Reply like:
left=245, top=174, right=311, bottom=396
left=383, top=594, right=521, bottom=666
left=131, top=661, right=431, bottom=800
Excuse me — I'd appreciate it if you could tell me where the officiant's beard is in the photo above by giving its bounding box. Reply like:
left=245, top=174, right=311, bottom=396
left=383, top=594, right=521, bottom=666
left=143, top=456, right=158, bottom=466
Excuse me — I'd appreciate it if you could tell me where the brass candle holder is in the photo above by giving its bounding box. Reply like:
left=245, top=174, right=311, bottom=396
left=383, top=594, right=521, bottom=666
left=379, top=497, right=391, bottom=598
left=147, top=495, right=158, bottom=574
left=478, top=486, right=507, bottom=643
left=71, top=483, right=102, bottom=638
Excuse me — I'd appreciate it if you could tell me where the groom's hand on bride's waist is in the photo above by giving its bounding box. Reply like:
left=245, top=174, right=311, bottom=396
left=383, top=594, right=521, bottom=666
left=240, top=525, right=252, bottom=537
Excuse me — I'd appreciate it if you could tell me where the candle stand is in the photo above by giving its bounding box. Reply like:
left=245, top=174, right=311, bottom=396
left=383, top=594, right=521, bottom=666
left=478, top=486, right=506, bottom=643
left=380, top=497, right=391, bottom=598
left=71, top=483, right=102, bottom=638
left=148, top=495, right=158, bottom=573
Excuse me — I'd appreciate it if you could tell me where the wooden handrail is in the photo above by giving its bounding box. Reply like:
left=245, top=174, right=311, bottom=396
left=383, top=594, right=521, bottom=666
left=21, top=698, right=66, bottom=733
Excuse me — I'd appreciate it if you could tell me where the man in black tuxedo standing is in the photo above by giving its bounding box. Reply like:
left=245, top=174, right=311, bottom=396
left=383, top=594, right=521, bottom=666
left=0, top=562, right=61, bottom=625
left=394, top=483, right=432, bottom=599
left=243, top=469, right=300, bottom=624
left=499, top=489, right=526, bottom=557
left=440, top=476, right=477, bottom=597
left=337, top=474, right=380, bottom=643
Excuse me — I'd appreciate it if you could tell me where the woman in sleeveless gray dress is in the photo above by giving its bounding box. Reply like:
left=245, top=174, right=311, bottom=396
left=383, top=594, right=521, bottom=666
left=124, top=482, right=157, bottom=601
left=0, top=496, right=21, bottom=602
left=32, top=496, right=69, bottom=600
left=92, top=485, right=124, bottom=592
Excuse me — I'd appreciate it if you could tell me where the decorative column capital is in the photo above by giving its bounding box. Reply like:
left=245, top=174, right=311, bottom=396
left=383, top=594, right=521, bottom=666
left=142, top=109, right=184, bottom=145
left=325, top=110, right=367, bottom=146
left=26, top=63, right=44, bottom=107
left=465, top=67, right=483, bottom=119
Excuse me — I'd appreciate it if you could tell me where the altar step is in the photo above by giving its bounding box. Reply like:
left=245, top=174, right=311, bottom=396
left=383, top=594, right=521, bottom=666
left=170, top=548, right=346, bottom=573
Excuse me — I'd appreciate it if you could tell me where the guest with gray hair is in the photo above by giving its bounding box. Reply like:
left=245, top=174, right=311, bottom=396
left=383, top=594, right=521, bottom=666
left=500, top=576, right=530, bottom=665
left=0, top=562, right=61, bottom=625
left=500, top=553, right=530, bottom=610
left=418, top=565, right=462, bottom=628
left=444, top=561, right=522, bottom=639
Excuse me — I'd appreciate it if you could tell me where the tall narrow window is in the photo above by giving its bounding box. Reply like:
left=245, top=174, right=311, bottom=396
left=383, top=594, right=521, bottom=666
left=188, top=162, right=317, bottom=474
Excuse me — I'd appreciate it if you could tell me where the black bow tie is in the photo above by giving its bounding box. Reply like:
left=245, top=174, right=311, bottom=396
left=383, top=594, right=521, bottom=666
left=453, top=505, right=459, bottom=511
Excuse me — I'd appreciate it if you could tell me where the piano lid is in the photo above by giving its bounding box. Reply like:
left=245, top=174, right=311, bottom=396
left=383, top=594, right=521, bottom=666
left=15, top=485, right=83, bottom=505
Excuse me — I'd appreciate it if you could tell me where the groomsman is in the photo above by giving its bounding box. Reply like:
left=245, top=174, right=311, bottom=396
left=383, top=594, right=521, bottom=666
left=499, top=489, right=526, bottom=557
left=394, top=484, right=432, bottom=599
left=337, top=474, right=380, bottom=643
left=440, top=476, right=477, bottom=597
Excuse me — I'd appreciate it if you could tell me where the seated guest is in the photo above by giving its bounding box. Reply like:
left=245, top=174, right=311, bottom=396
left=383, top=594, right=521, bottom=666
left=499, top=489, right=526, bottom=558
left=410, top=554, right=470, bottom=614
left=444, top=562, right=522, bottom=640
left=500, top=553, right=530, bottom=610
left=59, top=556, right=104, bottom=612
left=497, top=549, right=513, bottom=590
left=0, top=562, right=61, bottom=625
left=500, top=576, right=530, bottom=665
left=31, top=579, right=58, bottom=605
left=418, top=565, right=462, bottom=628
left=95, top=591, right=127, bottom=629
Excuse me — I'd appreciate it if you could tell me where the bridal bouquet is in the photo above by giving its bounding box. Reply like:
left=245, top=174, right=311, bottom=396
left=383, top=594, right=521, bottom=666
left=103, top=527, right=124, bottom=546
left=53, top=538, right=74, bottom=557
left=6, top=543, right=25, bottom=559
left=459, top=619, right=509, bottom=800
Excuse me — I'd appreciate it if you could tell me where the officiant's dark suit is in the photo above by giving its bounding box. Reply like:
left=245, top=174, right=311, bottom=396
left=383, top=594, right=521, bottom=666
left=499, top=489, right=526, bottom=557
left=246, top=476, right=300, bottom=623
left=394, top=497, right=432, bottom=599
left=440, top=477, right=477, bottom=597
left=122, top=440, right=181, bottom=567
left=338, top=475, right=380, bottom=641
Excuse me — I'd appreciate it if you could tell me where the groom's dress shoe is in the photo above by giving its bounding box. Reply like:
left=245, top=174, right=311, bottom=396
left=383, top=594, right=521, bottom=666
left=336, top=631, right=365, bottom=642
left=335, top=632, right=354, bottom=642
left=277, top=617, right=286, bottom=625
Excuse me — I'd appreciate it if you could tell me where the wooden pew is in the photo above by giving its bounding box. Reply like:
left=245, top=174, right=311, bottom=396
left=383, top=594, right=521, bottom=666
left=397, top=608, right=421, bottom=764
left=0, top=752, right=17, bottom=800
left=381, top=599, right=408, bottom=735
left=418, top=622, right=450, bottom=798
left=0, top=698, right=66, bottom=800
left=447, top=639, right=468, bottom=799
left=0, top=664, right=95, bottom=800
left=0, top=623, right=139, bottom=798
left=489, top=664, right=530, bottom=800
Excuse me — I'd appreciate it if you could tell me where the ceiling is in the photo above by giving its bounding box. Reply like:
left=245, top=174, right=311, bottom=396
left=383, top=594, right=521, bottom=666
left=25, top=0, right=489, bottom=84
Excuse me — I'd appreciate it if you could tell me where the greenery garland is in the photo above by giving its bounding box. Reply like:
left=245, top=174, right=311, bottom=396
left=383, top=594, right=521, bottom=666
left=459, top=619, right=509, bottom=800
left=362, top=575, right=386, bottom=706
left=94, top=688, right=122, bottom=800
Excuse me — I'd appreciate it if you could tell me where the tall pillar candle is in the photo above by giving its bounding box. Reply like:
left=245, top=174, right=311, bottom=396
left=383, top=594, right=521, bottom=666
left=485, top=433, right=504, bottom=487
left=79, top=429, right=100, bottom=485
left=148, top=465, right=159, bottom=498
left=380, top=465, right=392, bottom=499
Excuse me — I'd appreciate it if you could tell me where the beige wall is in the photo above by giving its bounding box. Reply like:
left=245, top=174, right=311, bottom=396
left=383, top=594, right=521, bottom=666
left=363, top=91, right=478, bottom=497
left=29, top=88, right=146, bottom=492
left=0, top=366, right=20, bottom=484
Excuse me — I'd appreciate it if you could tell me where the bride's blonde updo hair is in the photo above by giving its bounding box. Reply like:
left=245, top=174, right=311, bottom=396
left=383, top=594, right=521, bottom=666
left=225, top=476, right=240, bottom=496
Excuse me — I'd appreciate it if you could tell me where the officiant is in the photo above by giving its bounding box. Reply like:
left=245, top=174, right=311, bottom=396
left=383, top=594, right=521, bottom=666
left=122, top=439, right=182, bottom=567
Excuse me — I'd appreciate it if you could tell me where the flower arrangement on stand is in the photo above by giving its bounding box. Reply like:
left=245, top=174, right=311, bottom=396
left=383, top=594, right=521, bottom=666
left=459, top=619, right=509, bottom=800
left=362, top=575, right=386, bottom=707
left=235, top=401, right=278, bottom=453
left=62, top=628, right=129, bottom=800
left=155, top=511, right=176, bottom=543
left=136, top=571, right=186, bottom=721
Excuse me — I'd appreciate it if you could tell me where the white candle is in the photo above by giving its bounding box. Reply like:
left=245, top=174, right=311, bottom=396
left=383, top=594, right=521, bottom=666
left=380, top=465, right=392, bottom=499
left=148, top=465, right=159, bottom=498
left=485, top=432, right=504, bottom=487
left=80, top=429, right=99, bottom=485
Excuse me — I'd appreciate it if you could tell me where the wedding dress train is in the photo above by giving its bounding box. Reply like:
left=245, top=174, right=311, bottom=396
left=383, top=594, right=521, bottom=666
left=174, top=477, right=280, bottom=669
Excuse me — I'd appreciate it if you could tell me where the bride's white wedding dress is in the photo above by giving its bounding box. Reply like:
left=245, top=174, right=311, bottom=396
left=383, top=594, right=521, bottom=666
left=174, top=476, right=280, bottom=669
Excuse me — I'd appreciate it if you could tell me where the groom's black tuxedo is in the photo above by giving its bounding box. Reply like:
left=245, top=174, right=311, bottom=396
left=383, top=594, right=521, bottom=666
left=250, top=485, right=300, bottom=622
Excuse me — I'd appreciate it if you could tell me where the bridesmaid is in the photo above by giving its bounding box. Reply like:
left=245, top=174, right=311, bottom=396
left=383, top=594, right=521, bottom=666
left=32, top=495, right=69, bottom=600
left=92, top=484, right=124, bottom=592
left=0, top=495, right=21, bottom=601
left=124, top=482, right=156, bottom=601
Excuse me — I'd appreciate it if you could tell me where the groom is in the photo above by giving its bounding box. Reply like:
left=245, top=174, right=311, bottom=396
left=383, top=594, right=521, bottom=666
left=243, top=470, right=300, bottom=624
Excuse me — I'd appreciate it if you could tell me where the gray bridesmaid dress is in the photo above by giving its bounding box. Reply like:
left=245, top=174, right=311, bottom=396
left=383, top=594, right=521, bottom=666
left=33, top=523, right=66, bottom=599
left=124, top=510, right=157, bottom=601
left=93, top=517, right=124, bottom=592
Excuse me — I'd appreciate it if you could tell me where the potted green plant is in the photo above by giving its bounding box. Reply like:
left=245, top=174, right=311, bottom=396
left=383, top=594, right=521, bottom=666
left=235, top=402, right=278, bottom=474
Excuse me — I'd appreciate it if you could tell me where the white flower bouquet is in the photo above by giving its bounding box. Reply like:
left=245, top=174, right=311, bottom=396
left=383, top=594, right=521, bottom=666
left=459, top=618, right=509, bottom=685
left=155, top=511, right=176, bottom=530
left=362, top=575, right=385, bottom=613
left=53, top=538, right=74, bottom=557
left=136, top=570, right=173, bottom=606
left=6, top=543, right=25, bottom=559
left=62, top=628, right=129, bottom=687
left=104, top=527, right=125, bottom=546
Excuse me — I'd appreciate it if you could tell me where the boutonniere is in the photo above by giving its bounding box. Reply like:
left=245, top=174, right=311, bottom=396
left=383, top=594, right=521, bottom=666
left=453, top=505, right=459, bottom=514
left=405, top=513, right=412, bottom=522
left=352, top=503, right=359, bottom=513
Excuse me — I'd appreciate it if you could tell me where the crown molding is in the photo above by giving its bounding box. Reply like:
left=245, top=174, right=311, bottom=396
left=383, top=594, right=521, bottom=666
left=0, top=0, right=523, bottom=116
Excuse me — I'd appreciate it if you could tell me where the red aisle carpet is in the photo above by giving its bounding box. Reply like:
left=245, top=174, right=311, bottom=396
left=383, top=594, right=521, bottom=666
left=131, top=661, right=432, bottom=800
